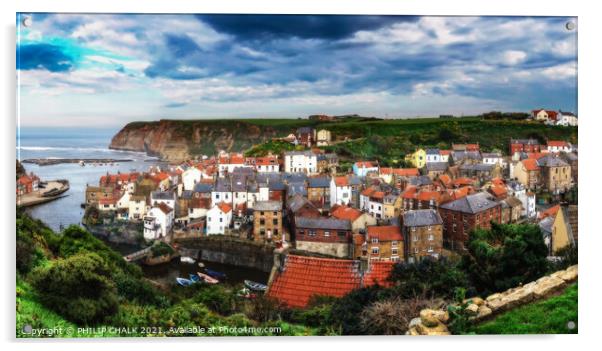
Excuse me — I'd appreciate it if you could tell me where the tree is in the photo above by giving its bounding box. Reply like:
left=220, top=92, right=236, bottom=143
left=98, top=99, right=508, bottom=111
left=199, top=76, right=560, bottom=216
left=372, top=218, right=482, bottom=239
left=461, top=223, right=549, bottom=295
left=31, top=253, right=119, bottom=325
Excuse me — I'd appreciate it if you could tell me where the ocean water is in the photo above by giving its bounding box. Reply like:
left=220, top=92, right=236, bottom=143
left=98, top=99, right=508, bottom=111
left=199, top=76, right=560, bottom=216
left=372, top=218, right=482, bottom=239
left=17, top=127, right=160, bottom=231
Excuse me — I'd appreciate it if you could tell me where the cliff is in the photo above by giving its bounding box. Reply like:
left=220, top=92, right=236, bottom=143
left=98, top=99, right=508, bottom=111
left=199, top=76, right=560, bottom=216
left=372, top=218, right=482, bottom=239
left=109, top=119, right=310, bottom=161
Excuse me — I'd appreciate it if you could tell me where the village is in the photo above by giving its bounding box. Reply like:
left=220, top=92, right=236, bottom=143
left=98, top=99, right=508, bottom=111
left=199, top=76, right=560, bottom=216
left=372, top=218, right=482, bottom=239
left=67, top=109, right=578, bottom=308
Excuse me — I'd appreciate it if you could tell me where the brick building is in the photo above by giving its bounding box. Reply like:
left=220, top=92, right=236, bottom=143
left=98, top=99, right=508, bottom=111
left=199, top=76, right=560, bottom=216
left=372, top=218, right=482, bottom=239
left=294, top=216, right=353, bottom=258
left=253, top=201, right=284, bottom=243
left=366, top=225, right=404, bottom=262
left=401, top=209, right=443, bottom=262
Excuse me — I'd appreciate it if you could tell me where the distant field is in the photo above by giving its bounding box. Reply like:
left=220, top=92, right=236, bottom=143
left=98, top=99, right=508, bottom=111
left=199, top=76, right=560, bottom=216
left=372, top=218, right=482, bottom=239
left=469, top=284, right=578, bottom=335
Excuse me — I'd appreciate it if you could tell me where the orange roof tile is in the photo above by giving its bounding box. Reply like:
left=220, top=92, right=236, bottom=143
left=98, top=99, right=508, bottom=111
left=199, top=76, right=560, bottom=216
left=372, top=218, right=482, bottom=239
left=363, top=261, right=395, bottom=288
left=489, top=185, right=507, bottom=198
left=539, top=204, right=560, bottom=220
left=217, top=202, right=232, bottom=213
left=367, top=225, right=403, bottom=242
left=547, top=140, right=569, bottom=147
left=453, top=177, right=475, bottom=187
left=331, top=205, right=363, bottom=221
left=355, top=161, right=376, bottom=168
left=522, top=158, right=540, bottom=171
left=267, top=255, right=361, bottom=308
left=334, top=176, right=349, bottom=187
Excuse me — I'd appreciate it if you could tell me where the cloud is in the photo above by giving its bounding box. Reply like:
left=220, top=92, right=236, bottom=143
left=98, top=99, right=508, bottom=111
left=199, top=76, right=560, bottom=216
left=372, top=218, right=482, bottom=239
left=17, top=43, right=74, bottom=72
left=502, top=50, right=527, bottom=65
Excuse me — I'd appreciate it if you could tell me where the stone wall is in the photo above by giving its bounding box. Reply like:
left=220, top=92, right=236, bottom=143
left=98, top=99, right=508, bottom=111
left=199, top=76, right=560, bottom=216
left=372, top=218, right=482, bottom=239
left=408, top=265, right=578, bottom=335
left=175, top=236, right=276, bottom=272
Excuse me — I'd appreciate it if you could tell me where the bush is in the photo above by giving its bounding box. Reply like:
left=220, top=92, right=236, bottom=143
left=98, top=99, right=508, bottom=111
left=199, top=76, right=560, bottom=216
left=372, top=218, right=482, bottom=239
left=389, top=257, right=471, bottom=299
left=327, top=285, right=390, bottom=335
left=192, top=285, right=238, bottom=316
left=31, top=253, right=119, bottom=325
left=360, top=296, right=435, bottom=335
left=461, top=223, right=549, bottom=295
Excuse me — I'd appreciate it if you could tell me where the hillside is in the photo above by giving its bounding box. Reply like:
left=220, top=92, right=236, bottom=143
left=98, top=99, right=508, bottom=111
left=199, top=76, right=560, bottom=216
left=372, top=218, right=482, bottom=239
left=109, top=117, right=577, bottom=162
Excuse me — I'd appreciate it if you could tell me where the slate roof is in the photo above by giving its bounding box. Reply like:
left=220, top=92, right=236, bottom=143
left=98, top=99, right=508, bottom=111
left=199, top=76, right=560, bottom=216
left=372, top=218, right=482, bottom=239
left=439, top=191, right=500, bottom=214
left=193, top=183, right=213, bottom=193
left=459, top=164, right=494, bottom=172
left=308, top=176, right=331, bottom=188
left=409, top=175, right=432, bottom=187
left=426, top=162, right=449, bottom=172
left=151, top=191, right=175, bottom=200
left=180, top=190, right=194, bottom=200
left=403, top=209, right=443, bottom=227
left=536, top=155, right=569, bottom=167
left=214, top=178, right=232, bottom=192
left=267, top=255, right=361, bottom=308
left=254, top=201, right=282, bottom=212
left=426, top=148, right=440, bottom=155
left=295, top=216, right=352, bottom=230
left=287, top=182, right=307, bottom=196
left=452, top=151, right=482, bottom=161
left=287, top=194, right=312, bottom=213
left=539, top=216, right=554, bottom=235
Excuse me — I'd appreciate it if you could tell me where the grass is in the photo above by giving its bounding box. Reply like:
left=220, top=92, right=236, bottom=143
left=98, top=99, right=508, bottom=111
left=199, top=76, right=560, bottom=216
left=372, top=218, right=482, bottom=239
left=469, top=283, right=578, bottom=334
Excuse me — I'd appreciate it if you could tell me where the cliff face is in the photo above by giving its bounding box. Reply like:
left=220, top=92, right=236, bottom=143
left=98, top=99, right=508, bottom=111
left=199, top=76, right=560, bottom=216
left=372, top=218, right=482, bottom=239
left=109, top=119, right=287, bottom=161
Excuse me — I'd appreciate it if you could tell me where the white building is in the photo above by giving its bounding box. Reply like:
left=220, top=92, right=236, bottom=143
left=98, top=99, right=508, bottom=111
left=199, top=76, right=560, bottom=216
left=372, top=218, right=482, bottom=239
left=150, top=191, right=176, bottom=210
left=116, top=191, right=131, bottom=209
left=255, top=156, right=280, bottom=173
left=507, top=181, right=537, bottom=218
left=482, top=153, right=506, bottom=168
left=353, top=161, right=379, bottom=177
left=330, top=176, right=352, bottom=206
left=425, top=149, right=442, bottom=163
left=206, top=202, right=233, bottom=235
left=557, top=111, right=578, bottom=126
left=284, top=151, right=317, bottom=174
left=182, top=166, right=203, bottom=191
left=547, top=141, right=572, bottom=153
left=129, top=195, right=147, bottom=221
left=143, top=203, right=174, bottom=240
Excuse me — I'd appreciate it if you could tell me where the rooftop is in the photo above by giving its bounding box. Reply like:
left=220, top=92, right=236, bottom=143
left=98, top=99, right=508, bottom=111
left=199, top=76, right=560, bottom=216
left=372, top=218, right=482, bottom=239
left=403, top=209, right=443, bottom=227
left=439, top=191, right=500, bottom=214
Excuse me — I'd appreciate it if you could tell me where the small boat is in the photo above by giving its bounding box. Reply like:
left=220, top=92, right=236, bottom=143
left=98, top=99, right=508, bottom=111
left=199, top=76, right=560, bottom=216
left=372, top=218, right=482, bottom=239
left=176, top=277, right=193, bottom=287
left=244, top=280, right=268, bottom=292
left=189, top=274, right=201, bottom=283
left=180, top=256, right=195, bottom=264
left=197, top=262, right=205, bottom=268
left=197, top=272, right=219, bottom=284
left=205, top=268, right=226, bottom=280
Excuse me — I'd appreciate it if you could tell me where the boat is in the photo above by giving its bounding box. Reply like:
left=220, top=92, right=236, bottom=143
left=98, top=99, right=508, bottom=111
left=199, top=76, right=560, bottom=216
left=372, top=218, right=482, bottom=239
left=189, top=274, right=201, bottom=283
left=205, top=268, right=227, bottom=280
left=197, top=262, right=205, bottom=268
left=244, top=280, right=268, bottom=292
left=180, top=256, right=195, bottom=264
left=176, top=277, right=194, bottom=287
left=197, top=272, right=219, bottom=284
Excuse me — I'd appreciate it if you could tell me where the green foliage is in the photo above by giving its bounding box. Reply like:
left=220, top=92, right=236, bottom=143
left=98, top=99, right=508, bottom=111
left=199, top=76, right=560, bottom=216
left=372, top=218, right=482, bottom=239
left=244, top=140, right=299, bottom=157
left=389, top=257, right=471, bottom=299
left=550, top=245, right=578, bottom=271
left=446, top=287, right=473, bottom=335
left=327, top=285, right=390, bottom=335
left=461, top=223, right=550, bottom=295
left=192, top=284, right=238, bottom=316
left=470, top=284, right=578, bottom=334
left=150, top=241, right=174, bottom=258
left=30, top=253, right=119, bottom=325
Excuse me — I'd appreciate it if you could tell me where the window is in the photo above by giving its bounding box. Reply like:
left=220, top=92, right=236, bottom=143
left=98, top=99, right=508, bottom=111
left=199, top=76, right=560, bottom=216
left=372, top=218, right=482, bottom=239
left=309, top=230, right=316, bottom=237
left=428, top=246, right=434, bottom=253
left=414, top=247, right=419, bottom=254
left=260, top=211, right=265, bottom=216
left=324, top=231, right=330, bottom=237
left=392, top=241, right=398, bottom=247
left=273, top=218, right=278, bottom=225
left=260, top=219, right=265, bottom=225
left=392, top=249, right=398, bottom=255
left=413, top=235, right=418, bottom=242
left=428, top=225, right=432, bottom=231
left=428, top=234, right=434, bottom=241
left=371, top=238, right=378, bottom=244
left=371, top=247, right=379, bottom=254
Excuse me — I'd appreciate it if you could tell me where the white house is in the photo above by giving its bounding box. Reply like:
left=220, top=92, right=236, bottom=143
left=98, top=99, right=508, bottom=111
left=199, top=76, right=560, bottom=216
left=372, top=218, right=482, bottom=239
left=425, top=149, right=442, bottom=163
left=330, top=176, right=352, bottom=206
left=482, top=153, right=506, bottom=168
left=217, top=153, right=248, bottom=176
left=143, top=203, right=174, bottom=240
left=255, top=156, right=280, bottom=173
left=150, top=190, right=176, bottom=210
left=353, top=161, right=379, bottom=177
left=129, top=195, right=147, bottom=221
left=117, top=191, right=131, bottom=209
left=506, top=181, right=537, bottom=218
left=284, top=151, right=317, bottom=174
left=182, top=166, right=203, bottom=191
left=206, top=202, right=233, bottom=235
left=212, top=178, right=232, bottom=205
left=557, top=111, right=578, bottom=126
left=547, top=141, right=572, bottom=153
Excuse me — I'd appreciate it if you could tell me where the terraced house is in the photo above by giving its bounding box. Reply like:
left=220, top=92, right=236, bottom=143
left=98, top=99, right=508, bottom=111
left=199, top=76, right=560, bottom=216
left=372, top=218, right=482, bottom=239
left=252, top=201, right=284, bottom=243
left=366, top=225, right=404, bottom=261
left=402, top=209, right=444, bottom=262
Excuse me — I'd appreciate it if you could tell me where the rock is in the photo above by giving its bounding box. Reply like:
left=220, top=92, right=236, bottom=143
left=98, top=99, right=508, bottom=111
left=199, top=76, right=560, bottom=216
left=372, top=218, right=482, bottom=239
left=435, top=310, right=450, bottom=324
left=533, top=276, right=567, bottom=298
left=486, top=297, right=506, bottom=312
left=465, top=303, right=479, bottom=315
left=420, top=309, right=442, bottom=328
left=558, top=266, right=578, bottom=283
left=502, top=286, right=535, bottom=309
left=464, top=296, right=485, bottom=306
left=408, top=317, right=422, bottom=329
left=415, top=322, right=451, bottom=336
left=486, top=293, right=502, bottom=302
left=476, top=305, right=492, bottom=319
left=407, top=327, right=420, bottom=336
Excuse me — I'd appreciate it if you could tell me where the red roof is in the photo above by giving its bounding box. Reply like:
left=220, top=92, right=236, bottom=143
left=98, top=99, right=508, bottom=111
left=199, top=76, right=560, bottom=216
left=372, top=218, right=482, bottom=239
left=255, top=156, right=278, bottom=166
left=438, top=174, right=452, bottom=187
left=217, top=202, right=232, bottom=213
left=157, top=202, right=173, bottom=214
left=491, top=177, right=505, bottom=186
left=439, top=150, right=452, bottom=156
left=380, top=167, right=420, bottom=177
left=363, top=261, right=395, bottom=288
left=334, top=176, right=349, bottom=187
left=522, top=158, right=540, bottom=171
left=453, top=177, right=475, bottom=187
left=416, top=190, right=441, bottom=203
left=489, top=185, right=507, bottom=198
left=367, top=225, right=403, bottom=242
left=267, top=255, right=361, bottom=308
left=99, top=197, right=117, bottom=205
left=331, top=205, right=363, bottom=221
left=361, top=187, right=377, bottom=197
left=539, top=204, right=560, bottom=220
left=547, top=140, right=569, bottom=147
left=402, top=186, right=418, bottom=199
left=355, top=161, right=376, bottom=168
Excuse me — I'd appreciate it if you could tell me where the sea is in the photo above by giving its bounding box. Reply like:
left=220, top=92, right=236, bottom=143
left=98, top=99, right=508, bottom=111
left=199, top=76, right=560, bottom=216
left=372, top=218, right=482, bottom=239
left=16, top=127, right=269, bottom=285
left=17, top=127, right=161, bottom=232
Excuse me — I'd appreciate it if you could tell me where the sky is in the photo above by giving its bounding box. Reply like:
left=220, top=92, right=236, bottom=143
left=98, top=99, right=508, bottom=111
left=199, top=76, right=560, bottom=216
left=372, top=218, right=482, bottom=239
left=16, top=14, right=577, bottom=127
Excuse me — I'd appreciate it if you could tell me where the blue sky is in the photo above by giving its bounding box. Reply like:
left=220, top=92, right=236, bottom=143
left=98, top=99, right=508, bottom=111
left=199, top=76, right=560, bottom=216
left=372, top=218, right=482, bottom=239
left=16, top=14, right=577, bottom=127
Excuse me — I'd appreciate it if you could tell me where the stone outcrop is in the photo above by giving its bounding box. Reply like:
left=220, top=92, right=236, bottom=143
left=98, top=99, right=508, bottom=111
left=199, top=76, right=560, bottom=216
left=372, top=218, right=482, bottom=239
left=407, top=265, right=577, bottom=335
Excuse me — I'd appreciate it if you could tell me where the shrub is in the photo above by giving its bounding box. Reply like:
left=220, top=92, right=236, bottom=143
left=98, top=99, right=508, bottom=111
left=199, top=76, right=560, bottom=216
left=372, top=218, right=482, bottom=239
left=31, top=253, right=119, bottom=325
left=192, top=285, right=238, bottom=316
left=327, top=285, right=390, bottom=335
left=360, top=296, right=435, bottom=335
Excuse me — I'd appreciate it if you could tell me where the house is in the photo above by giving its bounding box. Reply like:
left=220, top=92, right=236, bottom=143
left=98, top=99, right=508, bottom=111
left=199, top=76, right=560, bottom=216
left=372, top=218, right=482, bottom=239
left=307, top=176, right=331, bottom=211
left=439, top=191, right=502, bottom=250
left=294, top=216, right=353, bottom=258
left=98, top=197, right=118, bottom=211
left=150, top=190, right=176, bottom=210
left=459, top=163, right=495, bottom=180
left=425, top=149, right=442, bottom=163
left=538, top=205, right=575, bottom=255
left=556, top=111, right=578, bottom=126
left=506, top=180, right=536, bottom=218
left=402, top=209, right=443, bottom=262
left=426, top=162, right=448, bottom=180
left=513, top=158, right=541, bottom=190
left=182, top=166, right=202, bottom=191
left=450, top=151, right=482, bottom=165
left=206, top=202, right=233, bottom=235
left=547, top=141, right=572, bottom=153
left=188, top=197, right=211, bottom=219
left=315, top=129, right=332, bottom=146
left=404, top=148, right=427, bottom=169
left=360, top=187, right=386, bottom=219
left=379, top=168, right=420, bottom=188
left=537, top=155, right=572, bottom=193
left=452, top=143, right=480, bottom=152
left=317, top=153, right=338, bottom=174
left=482, top=152, right=506, bottom=167
left=383, top=194, right=402, bottom=220
left=85, top=185, right=115, bottom=206
left=143, top=202, right=174, bottom=240
left=212, top=178, right=233, bottom=205
left=560, top=152, right=578, bottom=183
left=284, top=150, right=317, bottom=174
left=253, top=201, right=284, bottom=243
left=330, top=204, right=377, bottom=234
left=255, top=155, right=280, bottom=173
left=16, top=173, right=40, bottom=195
left=509, top=138, right=541, bottom=156
left=128, top=195, right=147, bottom=220
left=366, top=225, right=404, bottom=261
left=217, top=152, right=248, bottom=176
left=330, top=176, right=353, bottom=206
left=439, top=150, right=452, bottom=163
left=296, top=127, right=314, bottom=147
left=116, top=191, right=131, bottom=209
left=531, top=109, right=558, bottom=123
left=501, top=196, right=523, bottom=224
left=353, top=161, right=379, bottom=177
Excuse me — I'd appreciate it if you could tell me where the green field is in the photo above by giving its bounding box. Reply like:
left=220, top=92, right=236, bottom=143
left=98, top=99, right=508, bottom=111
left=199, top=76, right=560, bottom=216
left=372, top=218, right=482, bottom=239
left=469, top=284, right=578, bottom=334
